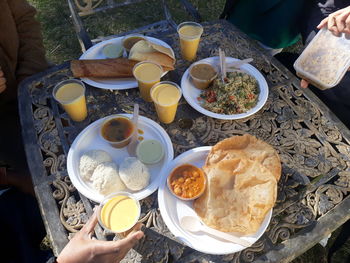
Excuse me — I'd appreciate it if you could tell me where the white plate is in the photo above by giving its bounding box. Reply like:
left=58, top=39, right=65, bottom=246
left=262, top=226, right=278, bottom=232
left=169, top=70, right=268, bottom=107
left=158, top=147, right=272, bottom=255
left=79, top=36, right=174, bottom=90
left=181, top=57, right=269, bottom=120
left=67, top=114, right=174, bottom=203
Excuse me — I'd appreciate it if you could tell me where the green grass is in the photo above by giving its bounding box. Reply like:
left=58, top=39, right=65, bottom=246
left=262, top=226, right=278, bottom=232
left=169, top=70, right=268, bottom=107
left=29, top=0, right=225, bottom=63
left=27, top=1, right=350, bottom=262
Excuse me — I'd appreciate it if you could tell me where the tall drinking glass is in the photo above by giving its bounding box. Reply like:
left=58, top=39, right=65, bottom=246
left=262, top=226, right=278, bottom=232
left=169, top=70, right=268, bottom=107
left=177, top=22, right=203, bottom=61
left=53, top=79, right=87, bottom=122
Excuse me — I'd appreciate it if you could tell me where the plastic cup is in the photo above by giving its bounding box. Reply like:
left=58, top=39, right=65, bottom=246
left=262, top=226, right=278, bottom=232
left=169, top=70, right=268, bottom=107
left=100, top=115, right=135, bottom=148
left=52, top=79, right=87, bottom=122
left=177, top=21, right=203, bottom=61
left=133, top=61, right=163, bottom=102
left=122, top=34, right=146, bottom=52
left=150, top=81, right=182, bottom=124
left=98, top=192, right=141, bottom=234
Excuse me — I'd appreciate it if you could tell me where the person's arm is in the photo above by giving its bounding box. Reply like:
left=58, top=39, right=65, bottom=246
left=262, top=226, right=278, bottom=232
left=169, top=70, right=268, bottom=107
left=56, top=207, right=144, bottom=263
left=301, top=6, right=350, bottom=89
left=8, top=0, right=48, bottom=82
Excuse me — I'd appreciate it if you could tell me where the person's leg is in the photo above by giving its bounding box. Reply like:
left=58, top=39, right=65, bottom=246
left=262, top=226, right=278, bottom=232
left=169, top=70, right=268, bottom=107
left=0, top=100, right=34, bottom=195
left=0, top=188, right=52, bottom=263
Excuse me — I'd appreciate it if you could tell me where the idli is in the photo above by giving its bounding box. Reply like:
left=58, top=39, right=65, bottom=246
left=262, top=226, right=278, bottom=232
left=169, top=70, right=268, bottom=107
left=79, top=150, right=113, bottom=181
left=91, top=162, right=126, bottom=195
left=119, top=157, right=150, bottom=191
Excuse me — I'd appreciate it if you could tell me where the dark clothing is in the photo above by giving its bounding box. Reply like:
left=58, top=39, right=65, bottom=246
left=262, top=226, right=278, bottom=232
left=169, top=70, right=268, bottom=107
left=223, top=0, right=305, bottom=48
left=0, top=188, right=52, bottom=263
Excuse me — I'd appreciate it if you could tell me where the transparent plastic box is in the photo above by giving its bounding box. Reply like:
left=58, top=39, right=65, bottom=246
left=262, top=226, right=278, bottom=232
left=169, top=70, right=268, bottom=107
left=294, top=28, right=350, bottom=90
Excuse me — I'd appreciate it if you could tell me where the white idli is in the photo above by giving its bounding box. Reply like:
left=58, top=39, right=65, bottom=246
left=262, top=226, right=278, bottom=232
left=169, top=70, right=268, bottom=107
left=79, top=150, right=113, bottom=181
left=91, top=162, right=126, bottom=195
left=119, top=157, right=150, bottom=191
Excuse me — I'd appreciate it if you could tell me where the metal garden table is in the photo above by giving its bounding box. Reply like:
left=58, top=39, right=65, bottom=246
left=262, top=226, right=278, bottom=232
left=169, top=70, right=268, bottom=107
left=18, top=20, right=350, bottom=263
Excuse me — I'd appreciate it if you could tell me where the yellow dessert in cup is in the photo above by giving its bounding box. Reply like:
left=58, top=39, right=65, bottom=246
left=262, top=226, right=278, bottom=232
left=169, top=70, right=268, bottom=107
left=177, top=22, right=203, bottom=61
left=53, top=79, right=87, bottom=122
left=133, top=61, right=163, bottom=102
left=150, top=81, right=182, bottom=124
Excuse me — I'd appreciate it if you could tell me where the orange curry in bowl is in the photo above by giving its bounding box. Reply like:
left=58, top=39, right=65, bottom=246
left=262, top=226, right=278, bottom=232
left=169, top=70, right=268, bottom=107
left=167, top=164, right=206, bottom=200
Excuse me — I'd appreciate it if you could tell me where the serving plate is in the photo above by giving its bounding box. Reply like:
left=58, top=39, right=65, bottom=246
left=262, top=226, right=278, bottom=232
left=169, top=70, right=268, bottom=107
left=181, top=57, right=269, bottom=120
left=67, top=114, right=174, bottom=203
left=79, top=36, right=174, bottom=90
left=158, top=146, right=272, bottom=255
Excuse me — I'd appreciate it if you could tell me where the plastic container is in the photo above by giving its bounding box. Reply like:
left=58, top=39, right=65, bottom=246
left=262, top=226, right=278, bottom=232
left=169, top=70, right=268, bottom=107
left=100, top=115, right=135, bottom=148
left=189, top=62, right=218, bottom=90
left=98, top=192, right=141, bottom=234
left=294, top=28, right=350, bottom=90
left=136, top=139, right=164, bottom=164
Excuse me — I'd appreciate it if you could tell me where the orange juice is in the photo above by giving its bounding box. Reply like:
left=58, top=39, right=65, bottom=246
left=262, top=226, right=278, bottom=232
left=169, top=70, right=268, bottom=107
left=133, top=61, right=163, bottom=102
left=151, top=81, right=182, bottom=124
left=177, top=22, right=203, bottom=61
left=53, top=80, right=87, bottom=122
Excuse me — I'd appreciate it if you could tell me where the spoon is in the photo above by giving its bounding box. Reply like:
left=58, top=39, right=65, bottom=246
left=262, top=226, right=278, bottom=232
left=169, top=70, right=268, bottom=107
left=227, top=58, right=253, bottom=69
left=127, top=103, right=139, bottom=156
left=219, top=48, right=226, bottom=82
left=180, top=216, right=253, bottom=247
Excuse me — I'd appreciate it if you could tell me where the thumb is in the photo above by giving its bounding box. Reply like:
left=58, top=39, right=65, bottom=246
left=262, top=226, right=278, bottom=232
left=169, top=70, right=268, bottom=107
left=300, top=79, right=309, bottom=89
left=116, top=230, right=144, bottom=250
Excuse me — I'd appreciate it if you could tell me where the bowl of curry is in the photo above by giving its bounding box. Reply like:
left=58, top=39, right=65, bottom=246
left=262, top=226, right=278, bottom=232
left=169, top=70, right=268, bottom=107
left=167, top=163, right=207, bottom=200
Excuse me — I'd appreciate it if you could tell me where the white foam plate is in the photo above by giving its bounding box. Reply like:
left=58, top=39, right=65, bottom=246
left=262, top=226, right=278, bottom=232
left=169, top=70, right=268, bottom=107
left=158, top=146, right=272, bottom=255
left=79, top=36, right=174, bottom=90
left=181, top=57, right=269, bottom=120
left=67, top=114, right=174, bottom=203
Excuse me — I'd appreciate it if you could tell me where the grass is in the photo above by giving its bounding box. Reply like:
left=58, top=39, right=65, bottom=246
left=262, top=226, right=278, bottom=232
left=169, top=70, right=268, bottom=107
left=28, top=0, right=350, bottom=262
left=29, top=0, right=225, bottom=63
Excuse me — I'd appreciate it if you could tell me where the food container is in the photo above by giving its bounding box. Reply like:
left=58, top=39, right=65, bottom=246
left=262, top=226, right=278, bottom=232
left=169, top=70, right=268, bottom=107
left=189, top=62, right=217, bottom=90
left=122, top=34, right=146, bottom=52
left=294, top=28, right=350, bottom=90
left=167, top=163, right=207, bottom=200
left=100, top=115, right=135, bottom=148
left=102, top=43, right=124, bottom=58
left=136, top=139, right=164, bottom=164
left=98, top=192, right=141, bottom=234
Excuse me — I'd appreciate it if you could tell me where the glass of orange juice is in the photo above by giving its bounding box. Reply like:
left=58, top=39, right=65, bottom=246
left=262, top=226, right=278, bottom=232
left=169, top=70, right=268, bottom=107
left=177, top=21, right=203, bottom=61
left=150, top=81, right=182, bottom=124
left=52, top=79, right=87, bottom=122
left=133, top=61, right=163, bottom=102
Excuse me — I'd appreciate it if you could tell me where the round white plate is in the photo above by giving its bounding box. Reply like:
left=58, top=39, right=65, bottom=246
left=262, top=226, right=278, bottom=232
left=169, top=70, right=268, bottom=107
left=67, top=114, right=174, bottom=203
left=79, top=36, right=174, bottom=90
left=181, top=57, right=269, bottom=120
left=158, top=147, right=272, bottom=255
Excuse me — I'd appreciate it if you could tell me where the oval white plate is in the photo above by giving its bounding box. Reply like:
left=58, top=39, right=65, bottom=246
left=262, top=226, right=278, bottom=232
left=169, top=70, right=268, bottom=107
left=181, top=57, right=269, bottom=120
left=158, top=147, right=272, bottom=255
left=79, top=36, right=174, bottom=90
left=67, top=114, right=174, bottom=203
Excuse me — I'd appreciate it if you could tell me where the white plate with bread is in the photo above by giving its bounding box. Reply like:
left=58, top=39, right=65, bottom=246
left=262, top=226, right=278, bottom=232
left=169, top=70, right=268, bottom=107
left=75, top=36, right=175, bottom=90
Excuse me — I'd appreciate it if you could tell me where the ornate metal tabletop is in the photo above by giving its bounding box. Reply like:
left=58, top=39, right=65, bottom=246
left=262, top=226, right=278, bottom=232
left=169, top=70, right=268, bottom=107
left=18, top=20, right=350, bottom=263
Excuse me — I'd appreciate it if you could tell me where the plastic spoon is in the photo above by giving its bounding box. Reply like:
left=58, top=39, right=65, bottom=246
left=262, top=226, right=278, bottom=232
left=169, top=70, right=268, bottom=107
left=127, top=103, right=139, bottom=156
left=227, top=58, right=253, bottom=69
left=180, top=216, right=253, bottom=247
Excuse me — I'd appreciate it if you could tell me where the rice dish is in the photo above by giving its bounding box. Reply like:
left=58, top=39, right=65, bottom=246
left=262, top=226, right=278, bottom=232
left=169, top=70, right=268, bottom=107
left=79, top=150, right=113, bottom=181
left=91, top=162, right=126, bottom=195
left=119, top=157, right=150, bottom=191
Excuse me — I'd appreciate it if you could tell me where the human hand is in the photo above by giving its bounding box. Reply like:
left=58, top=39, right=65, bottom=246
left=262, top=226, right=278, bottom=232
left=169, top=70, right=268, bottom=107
left=317, top=6, right=350, bottom=35
left=57, top=207, right=144, bottom=263
left=300, top=79, right=309, bottom=89
left=0, top=67, right=6, bottom=93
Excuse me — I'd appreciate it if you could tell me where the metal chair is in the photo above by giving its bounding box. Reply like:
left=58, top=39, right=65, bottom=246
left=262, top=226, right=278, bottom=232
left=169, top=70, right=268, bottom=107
left=67, top=0, right=202, bottom=52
